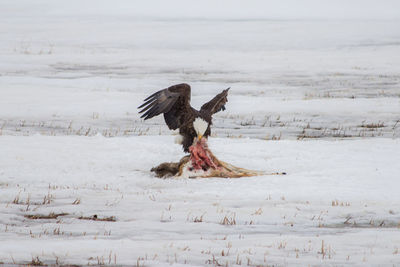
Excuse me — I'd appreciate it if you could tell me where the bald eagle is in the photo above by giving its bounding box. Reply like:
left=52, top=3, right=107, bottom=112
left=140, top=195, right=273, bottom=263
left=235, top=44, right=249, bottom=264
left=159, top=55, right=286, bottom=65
left=138, top=83, right=229, bottom=152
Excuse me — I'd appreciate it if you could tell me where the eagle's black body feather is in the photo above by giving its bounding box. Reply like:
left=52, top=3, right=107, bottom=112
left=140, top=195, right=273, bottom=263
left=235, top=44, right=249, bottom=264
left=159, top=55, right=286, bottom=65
left=138, top=83, right=229, bottom=152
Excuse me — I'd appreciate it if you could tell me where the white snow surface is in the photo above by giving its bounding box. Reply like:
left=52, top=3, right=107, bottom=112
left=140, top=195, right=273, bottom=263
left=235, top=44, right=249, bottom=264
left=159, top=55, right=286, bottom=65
left=1, top=0, right=400, bottom=266
left=1, top=136, right=399, bottom=266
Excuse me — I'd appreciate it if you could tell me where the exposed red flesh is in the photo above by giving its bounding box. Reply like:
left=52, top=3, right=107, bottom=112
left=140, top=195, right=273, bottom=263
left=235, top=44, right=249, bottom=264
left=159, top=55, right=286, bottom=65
left=189, top=138, right=219, bottom=171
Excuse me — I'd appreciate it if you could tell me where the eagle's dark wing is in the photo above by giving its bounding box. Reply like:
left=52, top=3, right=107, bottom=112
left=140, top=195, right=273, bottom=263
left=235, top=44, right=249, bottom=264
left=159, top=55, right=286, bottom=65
left=200, top=88, right=230, bottom=115
left=138, top=83, right=192, bottom=130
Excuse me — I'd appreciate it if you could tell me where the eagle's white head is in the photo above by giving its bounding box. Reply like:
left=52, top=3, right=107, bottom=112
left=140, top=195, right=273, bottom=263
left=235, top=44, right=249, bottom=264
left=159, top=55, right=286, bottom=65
left=193, top=117, right=208, bottom=140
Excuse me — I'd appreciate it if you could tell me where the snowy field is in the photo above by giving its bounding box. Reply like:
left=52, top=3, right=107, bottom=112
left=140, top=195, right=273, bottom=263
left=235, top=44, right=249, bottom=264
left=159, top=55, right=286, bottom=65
left=1, top=0, right=400, bottom=266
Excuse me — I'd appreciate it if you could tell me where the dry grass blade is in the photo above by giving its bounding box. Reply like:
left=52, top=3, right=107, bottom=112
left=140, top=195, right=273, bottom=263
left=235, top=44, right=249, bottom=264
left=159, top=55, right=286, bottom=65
left=24, top=212, right=69, bottom=220
left=360, top=122, right=384, bottom=128
left=30, top=256, right=43, bottom=266
left=220, top=213, right=236, bottom=225
left=78, top=214, right=116, bottom=222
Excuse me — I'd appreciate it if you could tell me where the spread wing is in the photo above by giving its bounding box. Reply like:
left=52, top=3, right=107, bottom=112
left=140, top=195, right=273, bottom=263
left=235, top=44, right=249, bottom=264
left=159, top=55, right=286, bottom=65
left=200, top=87, right=230, bottom=115
left=138, top=83, right=192, bottom=130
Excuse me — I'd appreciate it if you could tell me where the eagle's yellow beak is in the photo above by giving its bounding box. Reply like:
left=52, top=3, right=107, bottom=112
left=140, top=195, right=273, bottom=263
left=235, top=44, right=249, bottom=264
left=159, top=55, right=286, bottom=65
left=198, top=134, right=203, bottom=140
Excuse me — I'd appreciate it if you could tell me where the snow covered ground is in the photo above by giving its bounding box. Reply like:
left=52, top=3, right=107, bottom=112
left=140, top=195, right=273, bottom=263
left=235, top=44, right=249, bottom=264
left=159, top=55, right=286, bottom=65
left=1, top=0, right=400, bottom=266
left=1, top=136, right=399, bottom=266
